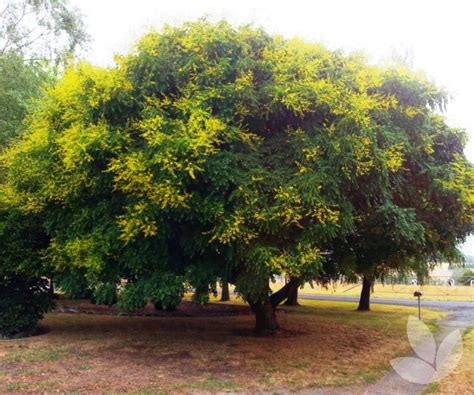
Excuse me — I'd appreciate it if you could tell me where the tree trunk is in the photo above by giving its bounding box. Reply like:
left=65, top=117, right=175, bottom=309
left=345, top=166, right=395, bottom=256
left=284, top=286, right=299, bottom=306
left=251, top=302, right=279, bottom=335
left=358, top=276, right=372, bottom=311
left=247, top=278, right=300, bottom=335
left=220, top=281, right=230, bottom=302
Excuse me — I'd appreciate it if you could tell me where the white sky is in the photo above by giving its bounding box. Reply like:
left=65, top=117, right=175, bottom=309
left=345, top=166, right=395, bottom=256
left=71, top=0, right=473, bottom=256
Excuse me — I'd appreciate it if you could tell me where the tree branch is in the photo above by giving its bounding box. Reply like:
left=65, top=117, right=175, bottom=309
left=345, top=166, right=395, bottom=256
left=0, top=2, right=31, bottom=54
left=14, top=30, right=49, bottom=53
left=269, top=277, right=301, bottom=307
left=0, top=2, right=11, bottom=19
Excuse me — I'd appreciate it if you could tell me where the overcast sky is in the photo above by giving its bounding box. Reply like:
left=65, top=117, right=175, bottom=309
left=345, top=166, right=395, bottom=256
left=71, top=0, right=473, bottom=255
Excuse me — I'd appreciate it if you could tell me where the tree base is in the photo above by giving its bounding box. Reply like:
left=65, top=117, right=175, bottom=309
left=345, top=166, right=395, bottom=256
left=252, top=302, right=279, bottom=336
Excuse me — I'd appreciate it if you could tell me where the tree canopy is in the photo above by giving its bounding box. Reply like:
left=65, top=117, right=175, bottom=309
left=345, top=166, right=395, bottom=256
left=330, top=69, right=474, bottom=310
left=2, top=20, right=472, bottom=334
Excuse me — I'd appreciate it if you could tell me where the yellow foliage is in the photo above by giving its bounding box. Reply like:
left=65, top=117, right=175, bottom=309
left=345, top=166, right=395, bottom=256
left=385, top=143, right=405, bottom=173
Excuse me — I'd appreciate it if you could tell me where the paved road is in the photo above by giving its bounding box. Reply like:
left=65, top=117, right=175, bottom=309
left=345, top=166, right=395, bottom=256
left=297, top=293, right=474, bottom=311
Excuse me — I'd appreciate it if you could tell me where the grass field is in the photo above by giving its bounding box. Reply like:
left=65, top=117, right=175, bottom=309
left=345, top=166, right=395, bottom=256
left=270, top=282, right=474, bottom=302
left=0, top=299, right=444, bottom=393
left=424, top=328, right=474, bottom=394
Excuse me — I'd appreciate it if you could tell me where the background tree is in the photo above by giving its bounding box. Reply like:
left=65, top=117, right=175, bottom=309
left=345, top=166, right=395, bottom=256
left=0, top=52, right=47, bottom=148
left=220, top=282, right=230, bottom=301
left=334, top=68, right=474, bottom=310
left=0, top=0, right=89, bottom=148
left=0, top=0, right=88, bottom=62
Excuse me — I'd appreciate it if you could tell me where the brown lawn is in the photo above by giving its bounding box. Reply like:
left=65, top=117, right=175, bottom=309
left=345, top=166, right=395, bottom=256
left=424, top=328, right=474, bottom=394
left=0, top=299, right=444, bottom=394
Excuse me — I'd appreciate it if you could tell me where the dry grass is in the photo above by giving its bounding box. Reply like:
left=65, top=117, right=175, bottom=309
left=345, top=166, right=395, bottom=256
left=271, top=282, right=474, bottom=302
left=0, top=299, right=444, bottom=394
left=424, top=328, right=474, bottom=394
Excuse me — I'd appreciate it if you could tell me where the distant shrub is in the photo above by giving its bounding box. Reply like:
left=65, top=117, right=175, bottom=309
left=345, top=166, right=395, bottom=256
left=92, top=282, right=118, bottom=305
left=116, top=281, right=147, bottom=313
left=54, top=270, right=94, bottom=299
left=117, top=273, right=184, bottom=314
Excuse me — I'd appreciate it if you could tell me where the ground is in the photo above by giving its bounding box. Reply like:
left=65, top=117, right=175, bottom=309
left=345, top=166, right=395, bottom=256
left=270, top=282, right=474, bottom=302
left=0, top=298, right=444, bottom=394
left=424, top=328, right=474, bottom=394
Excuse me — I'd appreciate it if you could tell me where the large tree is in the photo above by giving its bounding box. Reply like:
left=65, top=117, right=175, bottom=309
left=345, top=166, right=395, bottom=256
left=3, top=20, right=471, bottom=333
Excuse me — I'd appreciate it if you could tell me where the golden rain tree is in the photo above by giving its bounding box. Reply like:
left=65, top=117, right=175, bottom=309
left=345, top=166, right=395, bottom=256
left=2, top=20, right=472, bottom=334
